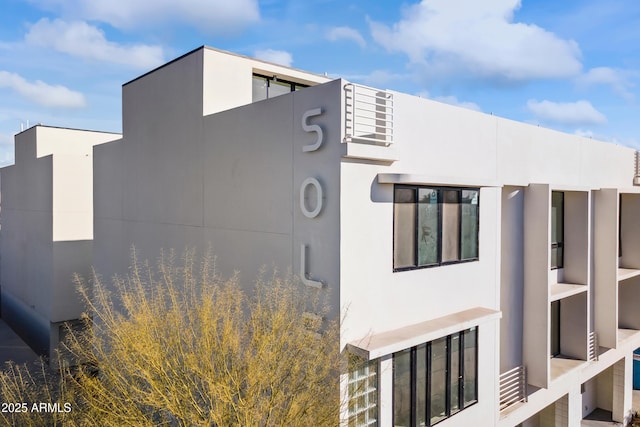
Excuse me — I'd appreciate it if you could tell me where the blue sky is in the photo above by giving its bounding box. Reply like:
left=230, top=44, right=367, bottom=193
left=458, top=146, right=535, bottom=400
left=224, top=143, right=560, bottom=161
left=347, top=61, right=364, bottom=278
left=1, top=0, right=639, bottom=166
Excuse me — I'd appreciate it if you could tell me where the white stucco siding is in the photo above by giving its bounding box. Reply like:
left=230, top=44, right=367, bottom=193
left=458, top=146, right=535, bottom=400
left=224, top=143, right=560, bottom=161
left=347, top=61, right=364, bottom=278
left=0, top=126, right=118, bottom=353
left=388, top=92, right=635, bottom=189
left=201, top=47, right=330, bottom=117
left=95, top=75, right=344, bottom=310
left=497, top=118, right=634, bottom=188
left=1, top=131, right=54, bottom=328
left=391, top=92, right=499, bottom=183
left=339, top=159, right=501, bottom=347
left=121, top=49, right=205, bottom=228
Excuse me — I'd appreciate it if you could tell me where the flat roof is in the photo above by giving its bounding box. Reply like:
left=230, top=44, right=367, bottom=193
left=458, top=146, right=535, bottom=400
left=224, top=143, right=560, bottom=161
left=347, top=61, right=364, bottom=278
left=124, top=45, right=331, bottom=87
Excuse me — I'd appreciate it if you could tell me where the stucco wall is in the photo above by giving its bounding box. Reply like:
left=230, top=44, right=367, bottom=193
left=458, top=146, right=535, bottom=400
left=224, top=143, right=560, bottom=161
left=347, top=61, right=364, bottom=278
left=0, top=126, right=118, bottom=355
left=95, top=67, right=344, bottom=319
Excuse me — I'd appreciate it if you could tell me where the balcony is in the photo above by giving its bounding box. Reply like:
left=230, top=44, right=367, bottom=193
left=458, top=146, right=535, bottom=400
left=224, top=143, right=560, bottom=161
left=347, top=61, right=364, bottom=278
left=594, top=189, right=640, bottom=349
left=523, top=184, right=591, bottom=389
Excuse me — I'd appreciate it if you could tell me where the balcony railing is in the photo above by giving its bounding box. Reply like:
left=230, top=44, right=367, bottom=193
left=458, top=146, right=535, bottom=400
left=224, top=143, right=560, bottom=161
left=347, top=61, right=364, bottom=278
left=344, top=83, right=393, bottom=146
left=499, top=365, right=527, bottom=412
left=588, top=331, right=599, bottom=361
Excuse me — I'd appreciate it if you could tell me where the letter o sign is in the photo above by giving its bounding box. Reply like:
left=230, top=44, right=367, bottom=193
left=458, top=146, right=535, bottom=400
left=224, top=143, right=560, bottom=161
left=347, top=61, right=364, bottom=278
left=300, top=177, right=323, bottom=218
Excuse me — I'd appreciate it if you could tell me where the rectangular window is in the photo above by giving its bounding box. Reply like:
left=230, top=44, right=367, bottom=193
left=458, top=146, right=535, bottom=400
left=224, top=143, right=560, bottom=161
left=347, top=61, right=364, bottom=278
left=394, top=188, right=417, bottom=269
left=348, top=357, right=378, bottom=427
left=393, top=328, right=478, bottom=426
left=550, top=300, right=561, bottom=357
left=393, top=349, right=411, bottom=427
left=463, top=328, right=478, bottom=406
left=418, top=188, right=439, bottom=266
left=551, top=191, right=564, bottom=269
left=430, top=337, right=448, bottom=424
left=252, top=75, right=268, bottom=101
left=394, top=186, right=479, bottom=270
left=251, top=73, right=309, bottom=102
left=461, top=190, right=479, bottom=259
left=441, top=190, right=460, bottom=262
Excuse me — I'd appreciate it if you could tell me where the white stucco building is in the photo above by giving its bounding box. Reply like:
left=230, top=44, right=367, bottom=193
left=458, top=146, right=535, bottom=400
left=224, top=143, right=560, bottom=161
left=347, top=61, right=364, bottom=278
left=0, top=126, right=120, bottom=357
left=2, top=46, right=640, bottom=426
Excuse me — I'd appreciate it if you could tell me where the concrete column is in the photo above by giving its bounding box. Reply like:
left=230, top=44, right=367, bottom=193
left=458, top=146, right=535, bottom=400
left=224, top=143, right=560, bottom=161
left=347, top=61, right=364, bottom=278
left=612, top=356, right=632, bottom=424
left=566, top=386, right=582, bottom=427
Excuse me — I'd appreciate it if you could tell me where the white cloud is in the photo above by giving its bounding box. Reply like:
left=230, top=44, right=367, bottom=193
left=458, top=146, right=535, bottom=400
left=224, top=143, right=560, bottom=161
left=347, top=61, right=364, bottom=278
left=254, top=49, right=293, bottom=67
left=417, top=90, right=481, bottom=111
left=0, top=132, right=12, bottom=146
left=527, top=99, right=606, bottom=126
left=369, top=0, right=582, bottom=82
left=576, top=67, right=635, bottom=101
left=0, top=71, right=86, bottom=108
left=0, top=133, right=14, bottom=167
left=326, top=26, right=366, bottom=48
left=27, top=0, right=259, bottom=33
left=26, top=19, right=165, bottom=69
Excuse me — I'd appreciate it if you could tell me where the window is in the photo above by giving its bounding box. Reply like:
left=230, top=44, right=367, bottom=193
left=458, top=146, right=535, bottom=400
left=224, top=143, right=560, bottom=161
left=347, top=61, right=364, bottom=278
left=348, top=357, right=378, bottom=427
left=550, top=300, right=561, bottom=357
left=393, top=328, right=478, bottom=427
left=551, top=191, right=564, bottom=269
left=393, top=186, right=479, bottom=270
left=618, top=193, right=622, bottom=258
left=252, top=74, right=308, bottom=101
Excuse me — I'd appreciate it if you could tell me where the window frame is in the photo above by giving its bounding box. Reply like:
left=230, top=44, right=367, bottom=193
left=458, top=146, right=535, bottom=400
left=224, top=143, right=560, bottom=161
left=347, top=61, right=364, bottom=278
left=550, top=191, right=564, bottom=270
left=550, top=300, right=561, bottom=357
left=392, top=328, right=479, bottom=427
left=618, top=193, right=622, bottom=258
left=252, top=73, right=309, bottom=101
left=393, top=185, right=480, bottom=272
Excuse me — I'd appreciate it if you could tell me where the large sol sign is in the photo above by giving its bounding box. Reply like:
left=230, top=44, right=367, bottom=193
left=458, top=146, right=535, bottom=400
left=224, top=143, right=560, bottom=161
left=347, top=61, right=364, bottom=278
left=300, top=108, right=324, bottom=289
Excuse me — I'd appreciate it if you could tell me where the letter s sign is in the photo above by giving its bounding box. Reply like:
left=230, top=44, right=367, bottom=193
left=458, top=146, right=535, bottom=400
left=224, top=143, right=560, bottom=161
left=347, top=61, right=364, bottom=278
left=301, top=108, right=323, bottom=152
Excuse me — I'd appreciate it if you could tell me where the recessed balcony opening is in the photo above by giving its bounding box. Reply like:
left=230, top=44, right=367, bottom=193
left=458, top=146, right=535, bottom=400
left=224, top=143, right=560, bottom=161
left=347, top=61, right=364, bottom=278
left=520, top=396, right=565, bottom=427
left=549, top=190, right=589, bottom=291
left=619, top=193, right=640, bottom=277
left=550, top=293, right=588, bottom=382
left=581, top=359, right=627, bottom=425
left=549, top=191, right=589, bottom=308
left=618, top=277, right=640, bottom=344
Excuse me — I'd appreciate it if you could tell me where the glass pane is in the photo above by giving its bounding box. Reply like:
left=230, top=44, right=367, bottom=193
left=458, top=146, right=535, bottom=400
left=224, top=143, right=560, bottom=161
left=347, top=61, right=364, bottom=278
left=450, top=334, right=461, bottom=414
left=551, top=192, right=564, bottom=268
left=430, top=337, right=448, bottom=424
left=463, top=328, right=478, bottom=407
left=460, top=190, right=479, bottom=260
left=551, top=245, right=563, bottom=269
left=268, top=79, right=291, bottom=98
left=394, top=188, right=416, bottom=268
left=550, top=301, right=560, bottom=356
left=442, top=190, right=460, bottom=262
left=393, top=349, right=412, bottom=427
left=416, top=344, right=427, bottom=427
left=252, top=75, right=268, bottom=101
left=418, top=188, right=439, bottom=266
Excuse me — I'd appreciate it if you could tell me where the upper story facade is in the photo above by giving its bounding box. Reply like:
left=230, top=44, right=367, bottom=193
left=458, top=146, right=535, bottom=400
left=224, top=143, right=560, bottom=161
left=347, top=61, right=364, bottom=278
left=2, top=46, right=640, bottom=426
